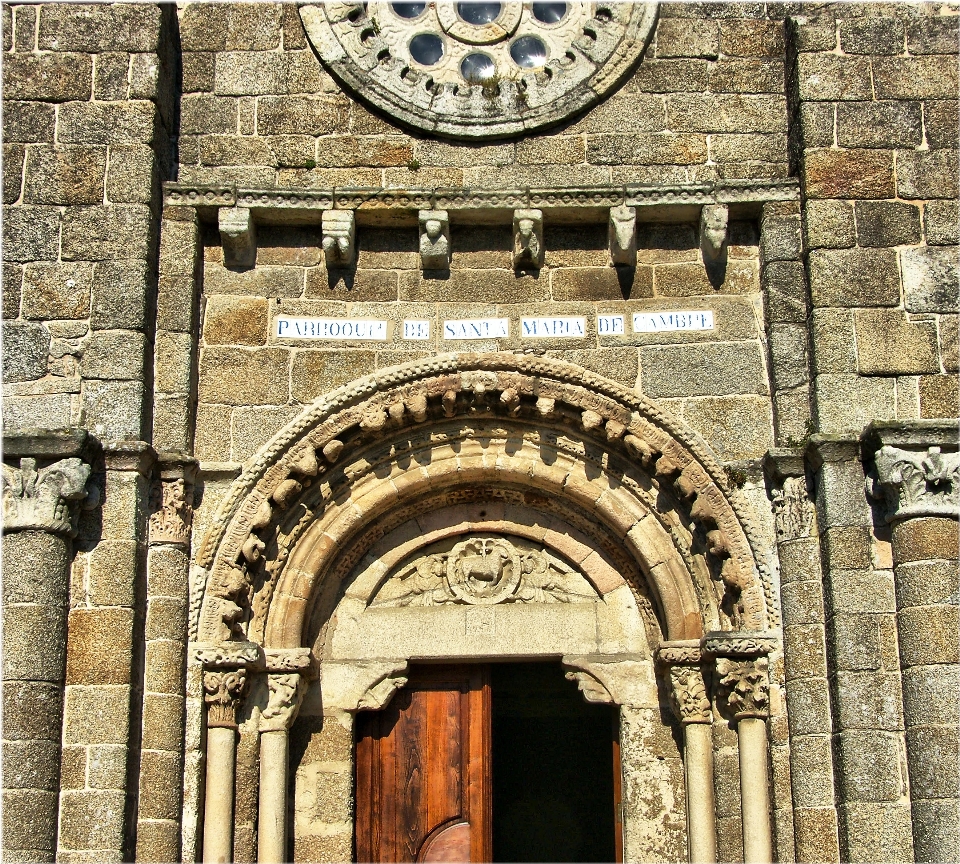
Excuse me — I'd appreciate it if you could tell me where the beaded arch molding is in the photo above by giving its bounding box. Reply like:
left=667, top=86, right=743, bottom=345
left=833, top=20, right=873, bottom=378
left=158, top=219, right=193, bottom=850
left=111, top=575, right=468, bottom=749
left=299, top=1, right=660, bottom=139
left=194, top=354, right=780, bottom=650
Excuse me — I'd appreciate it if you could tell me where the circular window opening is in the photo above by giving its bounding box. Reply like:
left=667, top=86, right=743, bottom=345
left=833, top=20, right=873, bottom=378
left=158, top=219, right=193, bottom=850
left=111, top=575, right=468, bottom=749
left=392, top=1, right=427, bottom=19
left=410, top=33, right=445, bottom=66
left=531, top=2, right=568, bottom=24
left=456, top=2, right=502, bottom=25
left=461, top=52, right=497, bottom=83
left=510, top=35, right=548, bottom=68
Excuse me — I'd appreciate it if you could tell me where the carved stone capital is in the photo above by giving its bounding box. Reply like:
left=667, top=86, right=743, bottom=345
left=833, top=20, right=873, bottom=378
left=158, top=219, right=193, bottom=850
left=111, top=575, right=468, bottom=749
left=203, top=667, right=250, bottom=728
left=715, top=657, right=769, bottom=720
left=763, top=449, right=815, bottom=541
left=2, top=456, right=95, bottom=537
left=667, top=665, right=712, bottom=724
left=260, top=672, right=307, bottom=732
left=869, top=445, right=960, bottom=523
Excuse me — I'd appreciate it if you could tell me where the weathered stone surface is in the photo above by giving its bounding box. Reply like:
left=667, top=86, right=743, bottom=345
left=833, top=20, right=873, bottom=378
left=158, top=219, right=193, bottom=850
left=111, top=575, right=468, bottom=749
left=230, top=405, right=301, bottom=462
left=2, top=321, right=49, bottom=382
left=21, top=262, right=92, bottom=321
left=2, top=205, right=60, bottom=262
left=58, top=101, right=156, bottom=146
left=814, top=375, right=896, bottom=434
left=180, top=3, right=282, bottom=51
left=680, top=395, right=773, bottom=460
left=656, top=19, right=719, bottom=59
left=923, top=100, right=959, bottom=150
left=202, top=295, right=268, bottom=346
left=796, top=54, right=872, bottom=101
left=58, top=789, right=127, bottom=851
left=640, top=342, right=767, bottom=398
left=919, top=374, right=959, bottom=418
left=82, top=380, right=144, bottom=440
left=105, top=145, right=156, bottom=205
left=901, top=247, right=959, bottom=314
left=38, top=3, right=160, bottom=52
left=839, top=17, right=904, bottom=55
left=854, top=201, right=921, bottom=247
left=896, top=149, right=959, bottom=200
left=198, top=347, right=289, bottom=406
left=924, top=200, right=959, bottom=246
left=803, top=149, right=894, bottom=199
left=803, top=200, right=855, bottom=249
left=3, top=101, right=56, bottom=144
left=91, top=261, right=150, bottom=330
left=667, top=93, right=787, bottom=133
left=2, top=53, right=92, bottom=102
left=873, top=56, right=959, bottom=100
left=855, top=310, right=939, bottom=375
left=62, top=206, right=154, bottom=261
left=290, top=350, right=376, bottom=402
left=80, top=330, right=147, bottom=380
left=808, top=248, right=900, bottom=307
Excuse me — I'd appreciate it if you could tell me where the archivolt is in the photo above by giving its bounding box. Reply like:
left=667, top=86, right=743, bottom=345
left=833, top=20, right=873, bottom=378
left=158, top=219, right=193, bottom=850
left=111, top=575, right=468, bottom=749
left=194, top=354, right=778, bottom=650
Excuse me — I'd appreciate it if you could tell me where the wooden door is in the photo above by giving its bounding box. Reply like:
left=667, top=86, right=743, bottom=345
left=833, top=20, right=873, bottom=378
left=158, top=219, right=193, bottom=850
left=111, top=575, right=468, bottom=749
left=356, top=665, right=492, bottom=863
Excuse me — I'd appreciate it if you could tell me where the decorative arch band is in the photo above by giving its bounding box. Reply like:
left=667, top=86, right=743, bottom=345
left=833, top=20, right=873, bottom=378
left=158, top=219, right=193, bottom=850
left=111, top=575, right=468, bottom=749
left=194, top=353, right=779, bottom=649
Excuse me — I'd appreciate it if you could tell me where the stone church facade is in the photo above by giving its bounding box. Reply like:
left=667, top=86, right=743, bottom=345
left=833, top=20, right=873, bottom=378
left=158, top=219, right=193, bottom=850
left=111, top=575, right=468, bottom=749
left=2, top=3, right=958, bottom=863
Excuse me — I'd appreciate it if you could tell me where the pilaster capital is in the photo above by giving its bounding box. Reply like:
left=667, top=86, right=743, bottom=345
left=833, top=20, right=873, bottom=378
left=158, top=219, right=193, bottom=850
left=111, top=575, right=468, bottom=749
left=2, top=455, right=96, bottom=537
left=149, top=454, right=198, bottom=545
left=863, top=423, right=959, bottom=523
left=715, top=656, right=770, bottom=720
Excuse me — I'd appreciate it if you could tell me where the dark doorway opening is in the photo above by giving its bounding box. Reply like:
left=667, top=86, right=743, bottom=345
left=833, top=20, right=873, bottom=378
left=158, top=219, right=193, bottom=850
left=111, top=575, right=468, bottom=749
left=491, top=663, right=619, bottom=863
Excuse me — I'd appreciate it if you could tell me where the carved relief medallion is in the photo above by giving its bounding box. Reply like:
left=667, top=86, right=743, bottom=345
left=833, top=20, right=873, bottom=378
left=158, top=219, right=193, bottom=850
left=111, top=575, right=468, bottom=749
left=370, top=534, right=598, bottom=607
left=299, top=2, right=658, bottom=139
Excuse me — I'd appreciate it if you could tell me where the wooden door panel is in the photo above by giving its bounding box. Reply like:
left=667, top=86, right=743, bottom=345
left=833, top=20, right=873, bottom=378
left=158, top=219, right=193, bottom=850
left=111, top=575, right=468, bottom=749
left=356, top=665, right=490, bottom=863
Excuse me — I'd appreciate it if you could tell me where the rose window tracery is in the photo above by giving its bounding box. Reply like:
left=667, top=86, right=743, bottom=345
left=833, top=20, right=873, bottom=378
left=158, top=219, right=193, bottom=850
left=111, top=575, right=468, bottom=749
left=300, top=1, right=659, bottom=139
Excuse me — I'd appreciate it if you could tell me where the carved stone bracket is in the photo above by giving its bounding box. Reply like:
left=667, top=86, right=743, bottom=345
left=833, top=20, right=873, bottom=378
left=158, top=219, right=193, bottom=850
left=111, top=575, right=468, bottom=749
left=149, top=455, right=198, bottom=545
left=513, top=208, right=543, bottom=269
left=561, top=656, right=656, bottom=709
left=715, top=657, right=770, bottom=720
left=219, top=206, right=257, bottom=268
left=609, top=205, right=637, bottom=267
left=2, top=456, right=95, bottom=537
left=763, top=449, right=815, bottom=542
left=419, top=209, right=450, bottom=270
left=322, top=210, right=355, bottom=266
left=699, top=203, right=728, bottom=262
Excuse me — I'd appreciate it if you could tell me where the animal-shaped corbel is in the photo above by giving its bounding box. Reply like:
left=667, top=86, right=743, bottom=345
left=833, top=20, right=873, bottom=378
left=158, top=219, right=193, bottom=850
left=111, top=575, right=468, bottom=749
left=699, top=203, right=728, bottom=262
left=608, top=205, right=637, bottom=267
left=513, top=208, right=544, bottom=268
left=419, top=209, right=450, bottom=270
left=322, top=210, right=356, bottom=266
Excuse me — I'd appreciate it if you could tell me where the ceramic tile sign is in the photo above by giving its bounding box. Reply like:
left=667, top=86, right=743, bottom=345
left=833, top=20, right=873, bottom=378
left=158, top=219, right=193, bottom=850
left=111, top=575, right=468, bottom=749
left=597, top=315, right=625, bottom=335
left=276, top=316, right=388, bottom=340
left=403, top=320, right=431, bottom=340
left=442, top=318, right=509, bottom=339
left=520, top=317, right=587, bottom=338
left=633, top=311, right=715, bottom=332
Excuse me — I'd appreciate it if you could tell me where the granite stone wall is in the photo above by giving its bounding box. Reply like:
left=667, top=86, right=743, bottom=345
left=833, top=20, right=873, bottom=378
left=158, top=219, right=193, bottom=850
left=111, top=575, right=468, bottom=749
left=1, top=3, right=957, bottom=863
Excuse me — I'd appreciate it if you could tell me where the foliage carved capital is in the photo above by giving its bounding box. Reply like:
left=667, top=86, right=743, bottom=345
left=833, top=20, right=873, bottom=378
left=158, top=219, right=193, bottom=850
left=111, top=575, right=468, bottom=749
left=1, top=457, right=95, bottom=537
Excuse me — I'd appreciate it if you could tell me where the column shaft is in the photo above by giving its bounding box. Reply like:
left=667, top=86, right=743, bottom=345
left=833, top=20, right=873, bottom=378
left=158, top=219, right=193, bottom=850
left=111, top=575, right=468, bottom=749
left=258, top=729, right=290, bottom=864
left=203, top=726, right=237, bottom=864
left=684, top=722, right=717, bottom=864
left=738, top=717, right=773, bottom=864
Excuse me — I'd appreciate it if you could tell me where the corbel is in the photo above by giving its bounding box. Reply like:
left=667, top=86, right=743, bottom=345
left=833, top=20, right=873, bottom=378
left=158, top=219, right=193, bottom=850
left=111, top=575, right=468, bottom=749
left=513, top=208, right=543, bottom=269
left=322, top=210, right=356, bottom=266
left=608, top=205, right=637, bottom=267
left=699, top=203, right=728, bottom=262
left=419, top=209, right=450, bottom=270
left=218, top=206, right=257, bottom=268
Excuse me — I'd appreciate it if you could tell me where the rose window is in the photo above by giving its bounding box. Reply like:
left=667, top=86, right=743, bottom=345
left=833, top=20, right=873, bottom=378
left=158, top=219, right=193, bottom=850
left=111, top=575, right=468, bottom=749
left=300, top=2, right=659, bottom=139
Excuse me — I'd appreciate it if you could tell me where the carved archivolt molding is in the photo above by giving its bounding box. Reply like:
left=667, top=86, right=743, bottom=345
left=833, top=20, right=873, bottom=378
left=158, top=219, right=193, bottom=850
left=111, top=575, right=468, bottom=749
left=194, top=354, right=777, bottom=652
left=1, top=456, right=95, bottom=537
left=869, top=445, right=960, bottom=523
left=299, top=2, right=658, bottom=139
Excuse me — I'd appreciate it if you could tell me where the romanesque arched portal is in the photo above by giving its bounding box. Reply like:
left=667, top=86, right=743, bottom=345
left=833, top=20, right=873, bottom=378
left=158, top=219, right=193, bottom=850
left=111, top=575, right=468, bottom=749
left=190, top=354, right=781, bottom=864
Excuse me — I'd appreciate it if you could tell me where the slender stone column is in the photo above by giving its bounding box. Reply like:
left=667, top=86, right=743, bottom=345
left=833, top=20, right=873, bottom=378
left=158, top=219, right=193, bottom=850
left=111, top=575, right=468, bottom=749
left=716, top=656, right=773, bottom=864
left=1, top=430, right=95, bottom=863
left=257, top=668, right=308, bottom=864
left=659, top=642, right=716, bottom=864
left=199, top=643, right=258, bottom=864
left=866, top=422, right=960, bottom=862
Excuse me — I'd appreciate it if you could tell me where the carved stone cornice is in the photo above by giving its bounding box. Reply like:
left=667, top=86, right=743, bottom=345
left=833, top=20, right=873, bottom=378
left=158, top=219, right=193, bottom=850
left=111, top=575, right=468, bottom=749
left=149, top=455, right=198, bottom=545
left=715, top=657, right=770, bottom=720
left=863, top=422, right=960, bottom=524
left=260, top=673, right=307, bottom=732
left=1, top=456, right=95, bottom=537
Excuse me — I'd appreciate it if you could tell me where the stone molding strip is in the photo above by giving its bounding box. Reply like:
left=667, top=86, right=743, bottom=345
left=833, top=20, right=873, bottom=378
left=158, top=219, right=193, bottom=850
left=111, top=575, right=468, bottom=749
left=163, top=179, right=800, bottom=222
